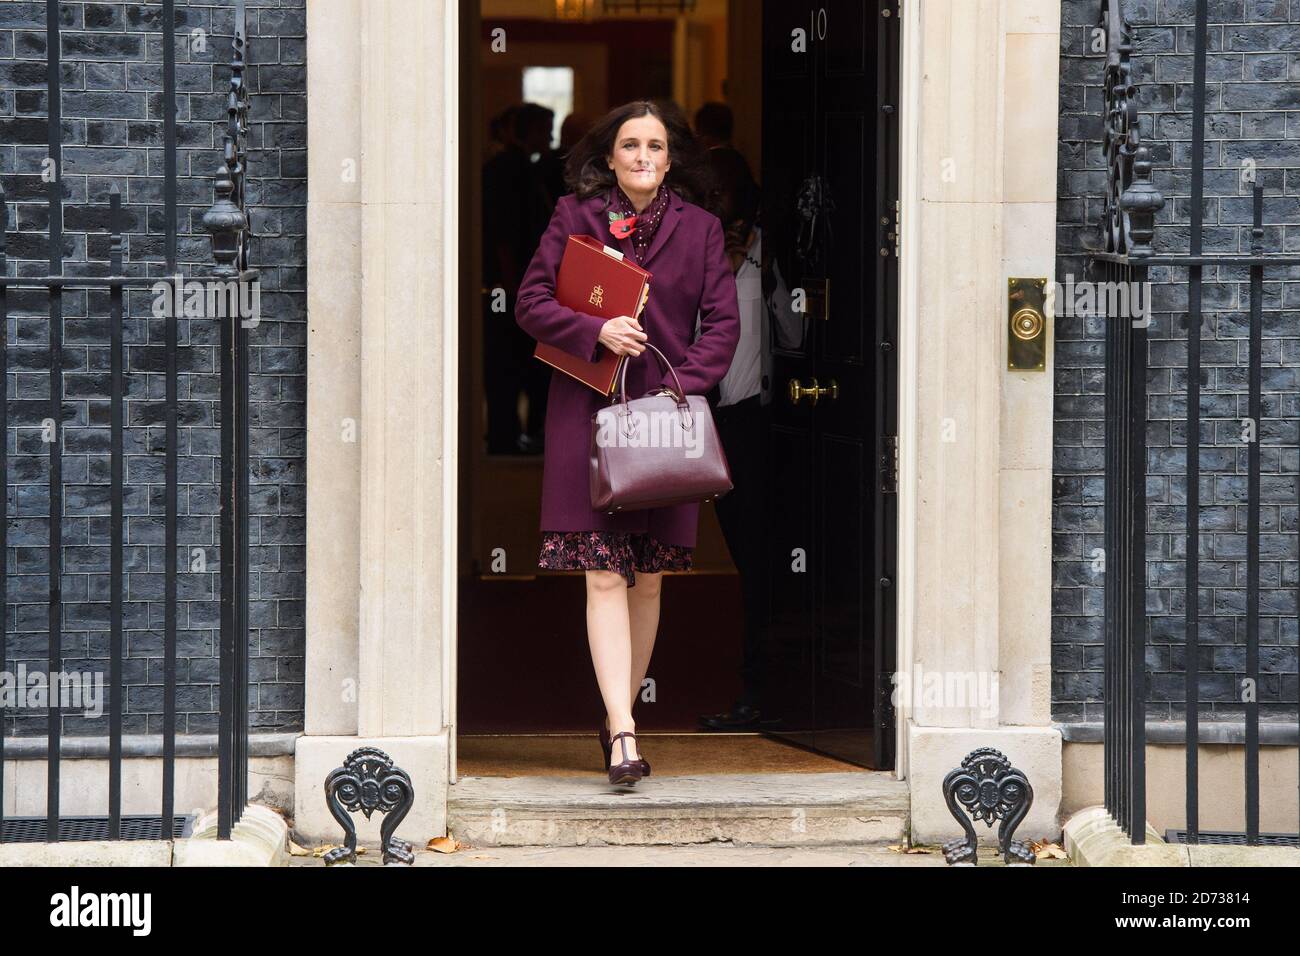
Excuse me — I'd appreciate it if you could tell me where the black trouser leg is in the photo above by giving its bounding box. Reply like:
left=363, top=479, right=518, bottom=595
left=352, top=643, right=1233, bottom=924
left=485, top=297, right=526, bottom=453
left=524, top=356, right=550, bottom=441
left=713, top=395, right=770, bottom=710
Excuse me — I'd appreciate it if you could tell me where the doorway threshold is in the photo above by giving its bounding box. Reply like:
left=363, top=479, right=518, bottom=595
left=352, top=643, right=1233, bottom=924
left=447, top=770, right=908, bottom=848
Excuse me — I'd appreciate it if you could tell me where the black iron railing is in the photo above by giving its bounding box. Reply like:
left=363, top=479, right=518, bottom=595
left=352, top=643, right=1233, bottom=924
left=1095, top=0, right=1300, bottom=845
left=0, top=0, right=254, bottom=842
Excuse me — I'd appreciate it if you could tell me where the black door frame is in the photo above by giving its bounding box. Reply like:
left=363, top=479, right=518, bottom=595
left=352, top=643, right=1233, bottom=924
left=873, top=0, right=901, bottom=773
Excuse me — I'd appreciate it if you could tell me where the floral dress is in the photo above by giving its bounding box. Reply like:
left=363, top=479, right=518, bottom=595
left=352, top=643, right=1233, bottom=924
left=539, top=531, right=693, bottom=588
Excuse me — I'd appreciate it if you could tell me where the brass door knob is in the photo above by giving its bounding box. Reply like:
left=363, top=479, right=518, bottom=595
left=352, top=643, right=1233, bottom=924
left=788, top=377, right=839, bottom=405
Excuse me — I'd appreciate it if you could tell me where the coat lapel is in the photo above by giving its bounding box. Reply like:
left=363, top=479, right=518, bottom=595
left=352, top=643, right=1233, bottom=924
left=640, top=189, right=682, bottom=268
left=589, top=190, right=636, bottom=260
left=616, top=230, right=636, bottom=261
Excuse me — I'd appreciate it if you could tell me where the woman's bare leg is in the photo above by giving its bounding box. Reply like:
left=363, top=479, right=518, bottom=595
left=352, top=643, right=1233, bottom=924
left=626, top=571, right=663, bottom=715
left=585, top=569, right=640, bottom=763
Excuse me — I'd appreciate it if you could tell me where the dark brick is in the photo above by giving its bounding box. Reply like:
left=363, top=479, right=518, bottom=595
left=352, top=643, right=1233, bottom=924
left=82, top=4, right=122, bottom=30
left=61, top=33, right=142, bottom=60
left=1054, top=0, right=1300, bottom=722
left=1, top=0, right=306, bottom=741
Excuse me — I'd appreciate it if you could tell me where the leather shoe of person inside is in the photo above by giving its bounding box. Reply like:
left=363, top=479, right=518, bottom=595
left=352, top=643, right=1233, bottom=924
left=697, top=702, right=761, bottom=731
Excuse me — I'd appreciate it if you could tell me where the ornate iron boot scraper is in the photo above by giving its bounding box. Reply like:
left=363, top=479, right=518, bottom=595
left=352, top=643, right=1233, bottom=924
left=323, top=747, right=415, bottom=865
left=941, top=748, right=1035, bottom=865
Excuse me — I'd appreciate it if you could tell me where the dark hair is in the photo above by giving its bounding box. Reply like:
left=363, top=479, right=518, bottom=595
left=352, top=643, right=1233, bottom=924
left=706, top=146, right=759, bottom=234
left=489, top=105, right=518, bottom=144
left=693, top=101, right=733, bottom=143
left=564, top=100, right=711, bottom=208
left=513, top=102, right=554, bottom=141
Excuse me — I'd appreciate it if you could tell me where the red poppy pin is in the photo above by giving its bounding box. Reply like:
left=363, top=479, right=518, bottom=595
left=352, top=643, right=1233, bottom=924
left=609, top=210, right=636, bottom=240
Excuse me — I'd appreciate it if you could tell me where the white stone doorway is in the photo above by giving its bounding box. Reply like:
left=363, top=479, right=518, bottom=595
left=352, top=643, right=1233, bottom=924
left=299, top=0, right=1066, bottom=849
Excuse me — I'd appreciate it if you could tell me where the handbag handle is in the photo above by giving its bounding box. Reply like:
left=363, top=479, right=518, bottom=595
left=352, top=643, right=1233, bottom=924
left=615, top=341, right=688, bottom=409
left=613, top=342, right=693, bottom=434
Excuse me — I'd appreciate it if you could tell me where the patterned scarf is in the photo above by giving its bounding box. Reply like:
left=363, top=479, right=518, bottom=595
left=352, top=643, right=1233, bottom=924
left=609, top=185, right=671, bottom=264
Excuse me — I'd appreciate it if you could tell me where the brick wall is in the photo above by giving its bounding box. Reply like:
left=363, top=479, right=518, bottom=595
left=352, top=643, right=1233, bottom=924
left=0, top=1, right=306, bottom=736
left=1055, top=0, right=1300, bottom=723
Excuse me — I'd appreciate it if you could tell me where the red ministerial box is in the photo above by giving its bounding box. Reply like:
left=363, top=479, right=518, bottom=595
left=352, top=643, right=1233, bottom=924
left=533, top=234, right=651, bottom=395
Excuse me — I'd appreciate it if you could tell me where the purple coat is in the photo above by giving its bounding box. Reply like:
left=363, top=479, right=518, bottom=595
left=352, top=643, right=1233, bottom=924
left=515, top=188, right=741, bottom=548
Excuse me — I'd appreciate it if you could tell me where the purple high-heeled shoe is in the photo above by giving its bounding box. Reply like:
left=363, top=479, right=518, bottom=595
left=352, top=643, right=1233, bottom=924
left=600, top=724, right=650, bottom=776
left=607, top=731, right=643, bottom=786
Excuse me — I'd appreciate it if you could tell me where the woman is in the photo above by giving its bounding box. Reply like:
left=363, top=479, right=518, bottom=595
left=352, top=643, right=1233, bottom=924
left=515, top=100, right=740, bottom=786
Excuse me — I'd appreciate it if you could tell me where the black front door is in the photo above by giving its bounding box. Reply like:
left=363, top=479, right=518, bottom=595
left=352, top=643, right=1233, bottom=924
left=759, top=0, right=898, bottom=769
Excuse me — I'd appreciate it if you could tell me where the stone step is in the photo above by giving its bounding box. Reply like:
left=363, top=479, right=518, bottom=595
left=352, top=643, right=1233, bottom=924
left=446, top=771, right=909, bottom=847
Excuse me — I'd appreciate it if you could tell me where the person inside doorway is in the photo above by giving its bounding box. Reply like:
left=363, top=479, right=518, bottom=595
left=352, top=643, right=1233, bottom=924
left=696, top=146, right=800, bottom=732
left=692, top=101, right=734, bottom=151
left=514, top=100, right=740, bottom=786
left=483, top=102, right=558, bottom=455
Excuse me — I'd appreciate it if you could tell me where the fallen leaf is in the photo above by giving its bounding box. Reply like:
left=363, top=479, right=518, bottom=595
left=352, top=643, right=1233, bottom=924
left=1035, top=842, right=1067, bottom=860
left=312, top=844, right=340, bottom=858
left=427, top=836, right=460, bottom=854
left=287, top=840, right=311, bottom=857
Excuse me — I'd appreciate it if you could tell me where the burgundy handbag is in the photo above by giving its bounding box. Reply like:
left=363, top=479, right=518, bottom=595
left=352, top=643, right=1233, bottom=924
left=590, top=343, right=733, bottom=513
